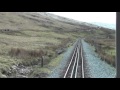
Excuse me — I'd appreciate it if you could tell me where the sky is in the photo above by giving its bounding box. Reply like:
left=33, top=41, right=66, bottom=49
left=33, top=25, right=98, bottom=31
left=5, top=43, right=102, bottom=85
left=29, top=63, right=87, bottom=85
left=48, top=12, right=116, bottom=25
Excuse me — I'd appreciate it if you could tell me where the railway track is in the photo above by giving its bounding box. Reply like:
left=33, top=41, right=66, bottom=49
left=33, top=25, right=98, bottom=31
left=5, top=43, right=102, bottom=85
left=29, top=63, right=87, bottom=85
left=63, top=39, right=85, bottom=78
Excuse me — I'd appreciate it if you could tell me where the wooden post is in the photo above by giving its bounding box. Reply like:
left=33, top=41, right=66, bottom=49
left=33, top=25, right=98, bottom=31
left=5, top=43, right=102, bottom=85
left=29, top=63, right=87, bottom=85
left=41, top=56, right=43, bottom=67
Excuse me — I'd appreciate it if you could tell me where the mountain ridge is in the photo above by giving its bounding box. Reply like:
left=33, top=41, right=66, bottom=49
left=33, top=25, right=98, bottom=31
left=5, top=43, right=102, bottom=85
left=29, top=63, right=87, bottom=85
left=90, top=22, right=116, bottom=30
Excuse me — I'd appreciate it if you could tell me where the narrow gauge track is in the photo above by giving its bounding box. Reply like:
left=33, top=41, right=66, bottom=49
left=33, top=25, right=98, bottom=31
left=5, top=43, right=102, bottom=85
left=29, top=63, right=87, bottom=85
left=63, top=40, right=85, bottom=78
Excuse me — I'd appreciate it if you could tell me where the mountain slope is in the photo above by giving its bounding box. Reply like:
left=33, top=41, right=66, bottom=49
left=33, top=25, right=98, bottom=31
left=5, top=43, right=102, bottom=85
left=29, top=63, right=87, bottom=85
left=0, top=12, right=103, bottom=31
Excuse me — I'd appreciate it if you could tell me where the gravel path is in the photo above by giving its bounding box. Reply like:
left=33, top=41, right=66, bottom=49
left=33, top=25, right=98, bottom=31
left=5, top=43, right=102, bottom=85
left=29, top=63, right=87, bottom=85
left=47, top=41, right=78, bottom=78
left=82, top=40, right=116, bottom=78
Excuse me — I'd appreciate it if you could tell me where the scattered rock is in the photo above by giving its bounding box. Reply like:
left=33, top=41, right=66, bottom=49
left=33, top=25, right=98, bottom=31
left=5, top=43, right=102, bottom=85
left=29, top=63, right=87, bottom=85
left=12, top=65, right=18, bottom=70
left=9, top=64, right=33, bottom=78
left=19, top=68, right=32, bottom=75
left=18, top=65, right=25, bottom=68
left=1, top=74, right=7, bottom=78
left=16, top=75, right=28, bottom=78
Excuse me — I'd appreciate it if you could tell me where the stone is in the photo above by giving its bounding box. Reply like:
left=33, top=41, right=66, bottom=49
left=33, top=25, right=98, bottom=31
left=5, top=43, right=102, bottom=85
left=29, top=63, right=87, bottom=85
left=56, top=48, right=66, bottom=55
left=16, top=75, right=28, bottom=78
left=1, top=74, right=7, bottom=78
left=11, top=65, right=18, bottom=70
left=19, top=68, right=31, bottom=74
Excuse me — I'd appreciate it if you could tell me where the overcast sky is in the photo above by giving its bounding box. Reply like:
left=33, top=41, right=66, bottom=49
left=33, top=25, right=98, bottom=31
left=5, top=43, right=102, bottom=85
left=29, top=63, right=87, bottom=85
left=48, top=12, right=116, bottom=24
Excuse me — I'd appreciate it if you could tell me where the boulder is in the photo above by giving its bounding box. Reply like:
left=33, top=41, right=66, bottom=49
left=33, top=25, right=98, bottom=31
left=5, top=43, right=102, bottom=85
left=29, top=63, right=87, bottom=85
left=56, top=48, right=66, bottom=55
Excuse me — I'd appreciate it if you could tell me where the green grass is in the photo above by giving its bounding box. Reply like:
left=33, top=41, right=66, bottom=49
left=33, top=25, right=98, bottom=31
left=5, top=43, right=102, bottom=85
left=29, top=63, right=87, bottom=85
left=22, top=30, right=69, bottom=39
left=105, top=49, right=116, bottom=56
left=48, top=53, right=63, bottom=67
left=0, top=55, right=20, bottom=75
left=29, top=52, right=64, bottom=77
left=30, top=66, right=51, bottom=78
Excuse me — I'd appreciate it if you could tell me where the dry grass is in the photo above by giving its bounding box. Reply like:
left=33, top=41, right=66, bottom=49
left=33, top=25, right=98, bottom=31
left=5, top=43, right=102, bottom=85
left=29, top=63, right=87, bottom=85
left=8, top=48, right=46, bottom=59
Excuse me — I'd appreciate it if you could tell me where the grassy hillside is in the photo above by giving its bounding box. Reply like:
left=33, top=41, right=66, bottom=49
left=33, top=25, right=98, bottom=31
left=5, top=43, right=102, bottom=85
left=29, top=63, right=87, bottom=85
left=84, top=27, right=116, bottom=66
left=0, top=12, right=116, bottom=78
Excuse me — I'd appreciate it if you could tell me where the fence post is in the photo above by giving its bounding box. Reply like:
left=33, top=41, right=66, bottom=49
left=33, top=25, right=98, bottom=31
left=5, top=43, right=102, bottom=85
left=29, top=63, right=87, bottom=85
left=41, top=56, right=43, bottom=67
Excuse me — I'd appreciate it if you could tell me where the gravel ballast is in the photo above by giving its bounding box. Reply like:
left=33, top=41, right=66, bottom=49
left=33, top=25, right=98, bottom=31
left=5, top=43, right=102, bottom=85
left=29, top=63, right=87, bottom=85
left=82, top=40, right=116, bottom=78
left=47, top=41, right=78, bottom=78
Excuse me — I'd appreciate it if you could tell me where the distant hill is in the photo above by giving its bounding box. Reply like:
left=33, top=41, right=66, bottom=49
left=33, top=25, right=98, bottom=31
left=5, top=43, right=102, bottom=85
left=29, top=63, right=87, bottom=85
left=0, top=12, right=97, bottom=31
left=90, top=22, right=116, bottom=30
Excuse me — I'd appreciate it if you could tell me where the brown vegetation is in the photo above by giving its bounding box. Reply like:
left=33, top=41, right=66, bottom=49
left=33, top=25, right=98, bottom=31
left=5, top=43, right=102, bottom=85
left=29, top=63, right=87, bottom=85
left=8, top=48, right=46, bottom=59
